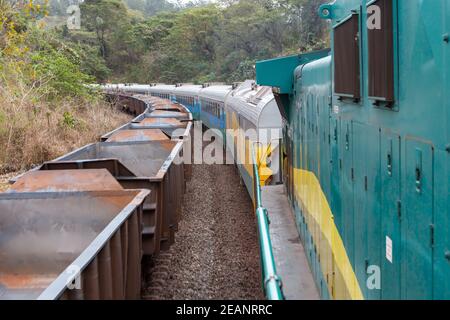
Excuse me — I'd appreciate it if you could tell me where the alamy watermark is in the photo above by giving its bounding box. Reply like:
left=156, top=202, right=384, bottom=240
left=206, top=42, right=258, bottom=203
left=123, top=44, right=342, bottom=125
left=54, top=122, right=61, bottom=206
left=367, top=265, right=381, bottom=290
left=170, top=121, right=282, bottom=174
left=367, top=4, right=382, bottom=30
left=65, top=264, right=81, bottom=290
left=66, top=3, right=82, bottom=30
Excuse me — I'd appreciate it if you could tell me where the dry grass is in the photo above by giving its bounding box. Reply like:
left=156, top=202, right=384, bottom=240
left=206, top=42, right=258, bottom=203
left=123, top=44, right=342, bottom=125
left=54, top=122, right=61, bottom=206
left=0, top=171, right=20, bottom=192
left=0, top=90, right=130, bottom=173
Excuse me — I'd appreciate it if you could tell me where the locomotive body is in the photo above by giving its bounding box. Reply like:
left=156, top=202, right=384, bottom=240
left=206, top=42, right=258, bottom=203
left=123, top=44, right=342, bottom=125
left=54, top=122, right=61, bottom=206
left=257, top=0, right=450, bottom=299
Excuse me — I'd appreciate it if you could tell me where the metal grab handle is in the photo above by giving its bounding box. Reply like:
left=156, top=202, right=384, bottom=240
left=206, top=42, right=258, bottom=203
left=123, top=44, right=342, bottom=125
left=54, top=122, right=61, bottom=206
left=415, top=149, right=423, bottom=193
left=415, top=167, right=422, bottom=191
left=387, top=153, right=392, bottom=176
left=445, top=251, right=450, bottom=261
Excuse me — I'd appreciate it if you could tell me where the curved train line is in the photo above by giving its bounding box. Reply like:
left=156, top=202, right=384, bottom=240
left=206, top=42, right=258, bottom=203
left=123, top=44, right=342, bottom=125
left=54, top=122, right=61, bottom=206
left=0, top=94, right=194, bottom=299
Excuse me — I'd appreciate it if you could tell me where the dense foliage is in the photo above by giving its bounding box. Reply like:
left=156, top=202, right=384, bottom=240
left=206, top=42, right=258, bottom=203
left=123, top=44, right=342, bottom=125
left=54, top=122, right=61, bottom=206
left=62, top=0, right=328, bottom=83
left=2, top=0, right=328, bottom=91
left=0, top=0, right=129, bottom=172
left=0, top=0, right=327, bottom=85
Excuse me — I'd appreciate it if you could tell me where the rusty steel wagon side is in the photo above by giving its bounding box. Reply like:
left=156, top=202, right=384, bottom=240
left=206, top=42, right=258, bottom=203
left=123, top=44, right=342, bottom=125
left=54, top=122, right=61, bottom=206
left=101, top=99, right=193, bottom=142
left=100, top=95, right=193, bottom=181
left=35, top=140, right=185, bottom=255
left=101, top=121, right=191, bottom=141
left=0, top=189, right=148, bottom=300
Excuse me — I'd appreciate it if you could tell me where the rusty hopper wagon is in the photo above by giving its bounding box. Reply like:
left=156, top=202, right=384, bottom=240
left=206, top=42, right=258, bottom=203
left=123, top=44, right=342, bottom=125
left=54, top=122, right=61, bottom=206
left=100, top=98, right=193, bottom=181
left=33, top=140, right=185, bottom=255
left=0, top=92, right=192, bottom=299
left=106, top=129, right=170, bottom=142
left=2, top=92, right=192, bottom=300
left=100, top=111, right=192, bottom=142
left=0, top=188, right=148, bottom=300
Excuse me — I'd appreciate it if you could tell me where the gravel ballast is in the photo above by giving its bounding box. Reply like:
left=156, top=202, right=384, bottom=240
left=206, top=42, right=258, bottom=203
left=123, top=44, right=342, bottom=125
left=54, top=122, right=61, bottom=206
left=143, top=163, right=264, bottom=300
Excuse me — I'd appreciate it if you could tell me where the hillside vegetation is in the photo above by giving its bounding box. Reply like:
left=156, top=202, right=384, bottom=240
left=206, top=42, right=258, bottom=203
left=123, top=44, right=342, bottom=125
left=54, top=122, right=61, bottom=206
left=0, top=0, right=327, bottom=173
left=55, top=0, right=328, bottom=83
left=0, top=1, right=129, bottom=173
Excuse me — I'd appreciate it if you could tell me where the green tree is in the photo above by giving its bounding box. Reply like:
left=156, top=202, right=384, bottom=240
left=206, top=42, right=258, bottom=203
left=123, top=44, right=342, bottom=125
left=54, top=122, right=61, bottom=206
left=80, top=0, right=130, bottom=59
left=53, top=0, right=328, bottom=83
left=148, top=5, right=221, bottom=82
left=124, top=0, right=176, bottom=16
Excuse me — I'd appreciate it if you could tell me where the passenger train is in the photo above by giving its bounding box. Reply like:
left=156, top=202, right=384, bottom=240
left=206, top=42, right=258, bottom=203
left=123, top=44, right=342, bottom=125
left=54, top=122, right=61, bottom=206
left=103, top=81, right=283, bottom=200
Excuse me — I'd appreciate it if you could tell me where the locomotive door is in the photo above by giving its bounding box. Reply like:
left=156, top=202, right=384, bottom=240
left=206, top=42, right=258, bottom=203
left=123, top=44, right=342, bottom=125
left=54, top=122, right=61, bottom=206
left=319, top=96, right=331, bottom=200
left=294, top=99, right=301, bottom=202
left=284, top=125, right=294, bottom=203
left=282, top=126, right=288, bottom=195
left=380, top=131, right=401, bottom=299
left=318, top=95, right=332, bottom=297
left=329, top=115, right=341, bottom=299
left=299, top=95, right=308, bottom=242
left=330, top=117, right=341, bottom=229
left=340, top=119, right=354, bottom=265
left=289, top=128, right=295, bottom=201
left=352, top=122, right=369, bottom=298
left=364, top=125, right=381, bottom=300
left=311, top=95, right=321, bottom=287
left=297, top=101, right=306, bottom=242
left=402, top=138, right=434, bottom=299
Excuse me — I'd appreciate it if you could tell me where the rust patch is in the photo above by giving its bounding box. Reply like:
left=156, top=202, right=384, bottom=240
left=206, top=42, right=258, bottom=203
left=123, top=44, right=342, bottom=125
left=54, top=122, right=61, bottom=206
left=150, top=110, right=183, bottom=117
left=107, top=129, right=169, bottom=142
left=95, top=192, right=141, bottom=210
left=159, top=140, right=178, bottom=151
left=0, top=274, right=56, bottom=289
left=154, top=105, right=186, bottom=113
left=10, top=169, right=123, bottom=192
left=139, top=117, right=183, bottom=126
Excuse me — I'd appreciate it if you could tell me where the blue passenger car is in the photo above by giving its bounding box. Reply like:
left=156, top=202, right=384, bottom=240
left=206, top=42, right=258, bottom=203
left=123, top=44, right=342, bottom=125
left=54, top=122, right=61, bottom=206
left=198, top=84, right=232, bottom=140
left=173, top=84, right=202, bottom=120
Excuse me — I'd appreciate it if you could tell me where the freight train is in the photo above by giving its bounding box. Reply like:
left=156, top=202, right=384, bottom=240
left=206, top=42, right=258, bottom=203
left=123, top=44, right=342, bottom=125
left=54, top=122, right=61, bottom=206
left=0, top=95, right=191, bottom=299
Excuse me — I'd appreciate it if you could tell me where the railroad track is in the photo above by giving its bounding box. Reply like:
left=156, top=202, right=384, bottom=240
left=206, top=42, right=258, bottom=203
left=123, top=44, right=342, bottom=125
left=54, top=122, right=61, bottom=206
left=142, top=162, right=264, bottom=300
